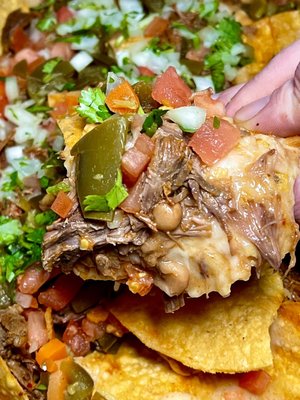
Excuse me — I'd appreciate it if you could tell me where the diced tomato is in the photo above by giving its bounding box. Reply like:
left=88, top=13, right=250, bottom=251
left=62, top=321, right=90, bottom=356
left=27, top=310, right=48, bottom=353
left=188, top=117, right=241, bottom=165
left=51, top=191, right=74, bottom=218
left=81, top=318, right=105, bottom=341
left=10, top=26, right=30, bottom=53
left=38, top=273, right=84, bottom=311
left=49, top=42, right=73, bottom=61
left=14, top=48, right=40, bottom=66
left=144, top=16, right=169, bottom=37
left=239, top=370, right=271, bottom=395
left=192, top=89, right=225, bottom=117
left=0, top=81, right=8, bottom=118
left=122, top=148, right=150, bottom=187
left=0, top=55, right=14, bottom=77
left=56, top=6, right=75, bottom=24
left=134, top=133, right=155, bottom=155
left=120, top=175, right=143, bottom=213
left=28, top=56, right=45, bottom=73
left=138, top=66, right=155, bottom=77
left=17, top=266, right=51, bottom=294
left=151, top=66, right=192, bottom=108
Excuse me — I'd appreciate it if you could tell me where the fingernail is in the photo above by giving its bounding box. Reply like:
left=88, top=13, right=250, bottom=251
left=234, top=96, right=270, bottom=121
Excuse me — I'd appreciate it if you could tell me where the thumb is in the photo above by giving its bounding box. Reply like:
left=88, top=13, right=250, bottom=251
left=294, top=176, right=300, bottom=223
left=234, top=62, right=300, bottom=137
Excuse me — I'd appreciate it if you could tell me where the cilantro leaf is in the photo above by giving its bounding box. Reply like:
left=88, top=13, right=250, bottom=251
left=199, top=0, right=219, bottom=19
left=0, top=218, right=22, bottom=246
left=46, top=181, right=70, bottom=195
left=2, top=171, right=23, bottom=192
left=36, top=10, right=57, bottom=32
left=77, top=88, right=111, bottom=123
left=83, top=170, right=128, bottom=212
left=142, top=109, right=167, bottom=137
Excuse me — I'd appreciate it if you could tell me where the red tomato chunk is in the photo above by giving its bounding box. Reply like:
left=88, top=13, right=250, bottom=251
left=239, top=370, right=271, bottom=395
left=188, top=117, right=240, bottom=165
left=151, top=66, right=192, bottom=108
left=38, top=273, right=84, bottom=311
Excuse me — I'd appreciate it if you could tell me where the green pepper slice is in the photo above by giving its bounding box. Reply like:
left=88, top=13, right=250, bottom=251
left=60, top=359, right=94, bottom=400
left=71, top=115, right=128, bottom=221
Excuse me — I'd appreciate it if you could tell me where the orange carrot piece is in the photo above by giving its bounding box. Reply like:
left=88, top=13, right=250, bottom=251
left=105, top=80, right=140, bottom=115
left=51, top=191, right=73, bottom=218
left=36, top=338, right=68, bottom=369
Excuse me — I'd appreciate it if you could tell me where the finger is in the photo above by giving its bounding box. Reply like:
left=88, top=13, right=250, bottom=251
left=294, top=176, right=300, bottom=223
left=215, top=83, right=245, bottom=105
left=226, top=39, right=300, bottom=117
left=234, top=63, right=300, bottom=137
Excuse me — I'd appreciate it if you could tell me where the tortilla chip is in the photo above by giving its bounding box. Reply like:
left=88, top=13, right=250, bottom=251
left=0, top=0, right=29, bottom=54
left=77, top=301, right=300, bottom=400
left=236, top=10, right=300, bottom=83
left=109, top=267, right=284, bottom=373
left=0, top=357, right=28, bottom=400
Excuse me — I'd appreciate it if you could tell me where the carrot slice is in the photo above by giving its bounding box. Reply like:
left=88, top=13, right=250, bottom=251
left=51, top=191, right=74, bottom=218
left=105, top=80, right=140, bottom=115
left=36, top=338, right=68, bottom=369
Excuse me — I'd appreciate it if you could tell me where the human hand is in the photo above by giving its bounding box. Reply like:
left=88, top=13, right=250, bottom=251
left=218, top=40, right=300, bottom=221
left=218, top=39, right=300, bottom=137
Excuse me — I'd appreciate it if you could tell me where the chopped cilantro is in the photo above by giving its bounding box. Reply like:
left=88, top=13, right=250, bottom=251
left=40, top=176, right=50, bottom=189
left=213, top=116, right=220, bottom=128
left=0, top=218, right=22, bottom=246
left=42, top=58, right=62, bottom=77
left=204, top=18, right=243, bottom=91
left=2, top=171, right=23, bottom=192
left=77, top=88, right=111, bottom=123
left=36, top=10, right=57, bottom=32
left=26, top=105, right=53, bottom=114
left=46, top=181, right=70, bottom=195
left=147, top=38, right=173, bottom=54
left=83, top=170, right=128, bottom=212
left=142, top=109, right=167, bottom=137
left=0, top=212, right=58, bottom=284
left=199, top=0, right=219, bottom=19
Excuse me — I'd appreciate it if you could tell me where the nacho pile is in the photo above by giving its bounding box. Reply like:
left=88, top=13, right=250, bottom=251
left=77, top=300, right=300, bottom=400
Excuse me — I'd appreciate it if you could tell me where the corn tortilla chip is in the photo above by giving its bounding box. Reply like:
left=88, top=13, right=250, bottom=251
left=0, top=0, right=29, bottom=54
left=235, top=10, right=300, bottom=83
left=77, top=301, right=300, bottom=400
left=0, top=357, right=28, bottom=400
left=109, top=267, right=284, bottom=373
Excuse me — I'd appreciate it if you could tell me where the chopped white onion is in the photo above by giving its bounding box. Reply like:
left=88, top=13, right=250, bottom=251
left=193, top=75, right=215, bottom=92
left=16, top=292, right=34, bottom=308
left=166, top=106, right=206, bottom=132
left=106, top=72, right=123, bottom=95
left=5, top=145, right=24, bottom=164
left=118, top=0, right=143, bottom=13
left=5, top=76, right=19, bottom=103
left=70, top=51, right=93, bottom=72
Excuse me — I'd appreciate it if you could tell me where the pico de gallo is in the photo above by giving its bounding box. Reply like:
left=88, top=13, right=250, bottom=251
left=0, top=0, right=299, bottom=399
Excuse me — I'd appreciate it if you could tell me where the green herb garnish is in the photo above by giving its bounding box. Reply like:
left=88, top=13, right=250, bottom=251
left=77, top=88, right=111, bottom=123
left=142, top=109, right=167, bottom=137
left=213, top=116, right=220, bottom=128
left=83, top=170, right=128, bottom=212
